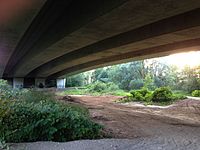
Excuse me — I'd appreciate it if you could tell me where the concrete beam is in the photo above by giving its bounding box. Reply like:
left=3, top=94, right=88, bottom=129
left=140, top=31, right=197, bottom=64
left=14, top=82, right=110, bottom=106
left=0, top=0, right=46, bottom=78
left=30, top=8, right=200, bottom=78
left=48, top=38, right=200, bottom=78
left=5, top=1, right=200, bottom=77
left=4, top=0, right=127, bottom=77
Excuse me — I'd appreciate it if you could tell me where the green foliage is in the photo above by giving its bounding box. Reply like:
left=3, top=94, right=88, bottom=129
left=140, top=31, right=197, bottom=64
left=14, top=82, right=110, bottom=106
left=120, top=86, right=186, bottom=105
left=60, top=82, right=129, bottom=96
left=66, top=73, right=86, bottom=87
left=0, top=79, right=21, bottom=100
left=192, top=90, right=200, bottom=97
left=105, top=61, right=146, bottom=90
left=64, top=58, right=200, bottom=94
left=105, top=90, right=130, bottom=96
left=129, top=79, right=144, bottom=90
left=106, top=82, right=119, bottom=91
left=93, top=68, right=109, bottom=83
left=152, top=87, right=173, bottom=102
left=62, top=89, right=88, bottom=95
left=171, top=93, right=187, bottom=100
left=144, top=74, right=156, bottom=90
left=88, top=81, right=107, bottom=92
left=130, top=88, right=152, bottom=102
left=179, top=66, right=200, bottom=92
left=0, top=85, right=102, bottom=143
left=21, top=89, right=55, bottom=103
left=0, top=101, right=102, bottom=142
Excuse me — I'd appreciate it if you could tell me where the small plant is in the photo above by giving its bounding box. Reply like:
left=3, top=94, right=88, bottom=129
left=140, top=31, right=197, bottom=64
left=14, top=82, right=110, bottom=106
left=152, top=87, right=173, bottom=102
left=192, top=90, right=200, bottom=97
left=0, top=137, right=9, bottom=150
left=130, top=88, right=152, bottom=102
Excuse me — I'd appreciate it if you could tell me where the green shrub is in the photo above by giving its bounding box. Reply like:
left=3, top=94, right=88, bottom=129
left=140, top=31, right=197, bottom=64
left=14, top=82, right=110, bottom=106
left=88, top=81, right=107, bottom=92
left=130, top=91, right=144, bottom=101
left=0, top=79, right=21, bottom=100
left=192, top=90, right=200, bottom=97
left=152, top=87, right=173, bottom=102
left=120, top=87, right=186, bottom=104
left=144, top=92, right=153, bottom=102
left=130, top=88, right=152, bottom=102
left=21, top=89, right=55, bottom=103
left=0, top=90, right=102, bottom=143
left=171, top=94, right=187, bottom=100
left=106, top=82, right=119, bottom=91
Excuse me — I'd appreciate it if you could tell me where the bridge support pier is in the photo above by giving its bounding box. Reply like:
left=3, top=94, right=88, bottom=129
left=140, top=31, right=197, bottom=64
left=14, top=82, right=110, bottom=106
left=35, top=78, right=45, bottom=88
left=13, top=78, right=24, bottom=88
left=56, top=78, right=66, bottom=89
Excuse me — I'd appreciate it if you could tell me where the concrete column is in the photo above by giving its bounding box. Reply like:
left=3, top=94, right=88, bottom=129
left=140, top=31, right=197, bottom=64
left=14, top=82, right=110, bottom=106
left=56, top=78, right=66, bottom=89
left=13, top=78, right=24, bottom=88
left=35, top=78, right=45, bottom=88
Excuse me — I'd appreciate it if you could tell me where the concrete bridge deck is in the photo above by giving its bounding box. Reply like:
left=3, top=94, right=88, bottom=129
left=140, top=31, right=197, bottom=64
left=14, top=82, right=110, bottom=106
left=0, top=0, right=200, bottom=87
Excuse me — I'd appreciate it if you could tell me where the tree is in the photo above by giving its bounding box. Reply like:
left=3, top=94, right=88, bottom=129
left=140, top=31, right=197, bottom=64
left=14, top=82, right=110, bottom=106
left=66, top=73, right=85, bottom=87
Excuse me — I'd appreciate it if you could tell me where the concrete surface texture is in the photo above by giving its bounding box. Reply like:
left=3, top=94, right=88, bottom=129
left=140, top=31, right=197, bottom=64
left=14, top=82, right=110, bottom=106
left=0, top=0, right=200, bottom=79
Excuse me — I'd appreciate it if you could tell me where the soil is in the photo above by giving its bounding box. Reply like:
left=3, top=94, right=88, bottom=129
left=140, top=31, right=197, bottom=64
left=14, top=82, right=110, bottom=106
left=9, top=95, right=200, bottom=150
left=67, top=95, right=200, bottom=139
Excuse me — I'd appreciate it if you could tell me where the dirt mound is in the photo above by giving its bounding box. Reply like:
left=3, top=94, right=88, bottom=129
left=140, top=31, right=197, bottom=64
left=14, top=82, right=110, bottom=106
left=69, top=96, right=200, bottom=139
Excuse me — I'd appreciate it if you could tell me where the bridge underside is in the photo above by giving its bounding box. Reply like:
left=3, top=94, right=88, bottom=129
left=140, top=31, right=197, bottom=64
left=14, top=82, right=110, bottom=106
left=0, top=0, right=200, bottom=84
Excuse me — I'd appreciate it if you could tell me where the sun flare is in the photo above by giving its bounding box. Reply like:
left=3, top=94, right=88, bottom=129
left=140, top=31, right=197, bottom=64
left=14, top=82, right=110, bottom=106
left=165, top=51, right=200, bottom=69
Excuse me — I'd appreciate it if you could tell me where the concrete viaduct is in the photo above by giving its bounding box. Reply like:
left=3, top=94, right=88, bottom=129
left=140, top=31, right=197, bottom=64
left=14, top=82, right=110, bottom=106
left=0, top=0, right=200, bottom=88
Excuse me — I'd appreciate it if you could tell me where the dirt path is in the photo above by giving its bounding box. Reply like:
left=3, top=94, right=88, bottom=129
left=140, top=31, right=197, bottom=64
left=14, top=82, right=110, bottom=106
left=69, top=95, right=200, bottom=139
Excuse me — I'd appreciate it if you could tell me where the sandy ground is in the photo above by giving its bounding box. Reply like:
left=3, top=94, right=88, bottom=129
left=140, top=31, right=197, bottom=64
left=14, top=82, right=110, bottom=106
left=10, top=96, right=200, bottom=150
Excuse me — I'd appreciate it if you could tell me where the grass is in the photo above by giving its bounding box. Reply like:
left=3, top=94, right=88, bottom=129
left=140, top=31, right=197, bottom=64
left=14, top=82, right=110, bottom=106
left=61, top=89, right=88, bottom=95
left=173, top=90, right=190, bottom=96
left=59, top=88, right=129, bottom=96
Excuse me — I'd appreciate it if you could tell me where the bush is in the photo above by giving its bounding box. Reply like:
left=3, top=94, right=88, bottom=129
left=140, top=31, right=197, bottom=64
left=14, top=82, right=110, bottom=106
left=171, top=94, right=187, bottom=100
left=106, top=82, right=119, bottom=91
left=88, top=81, right=107, bottom=92
left=21, top=89, right=55, bottom=103
left=130, top=88, right=152, bottom=102
left=192, top=90, right=200, bottom=97
left=0, top=79, right=21, bottom=100
left=152, top=87, right=173, bottom=102
left=0, top=90, right=102, bottom=143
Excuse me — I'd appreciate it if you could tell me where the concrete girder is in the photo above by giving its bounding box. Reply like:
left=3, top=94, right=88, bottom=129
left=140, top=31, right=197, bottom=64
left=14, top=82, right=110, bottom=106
left=27, top=8, right=200, bottom=78
left=3, top=1, right=200, bottom=78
